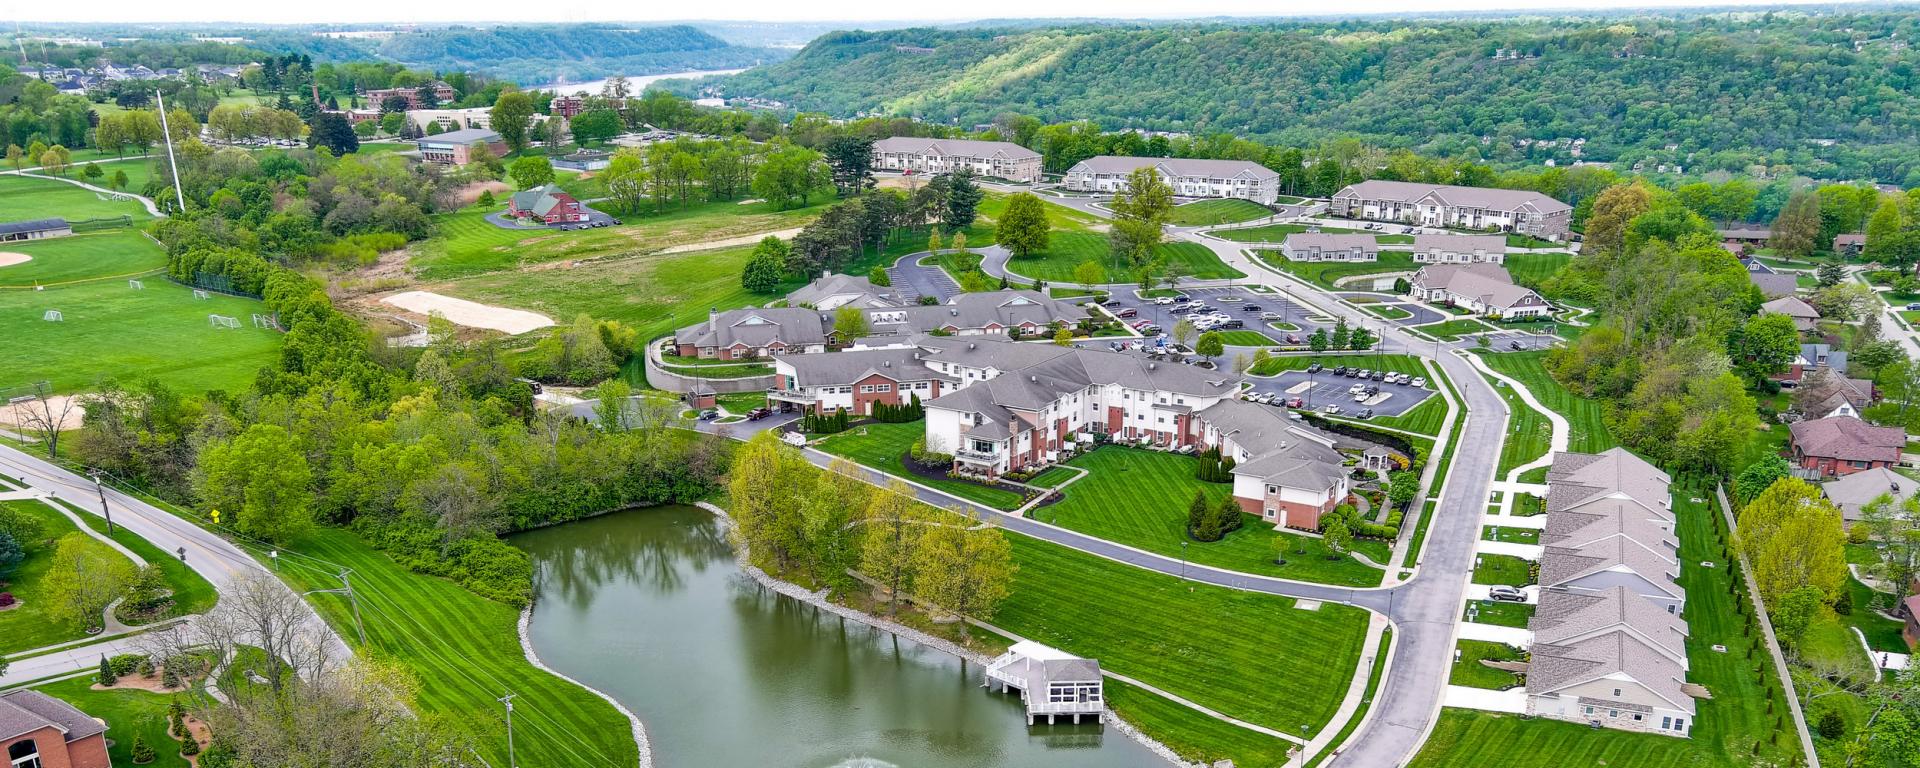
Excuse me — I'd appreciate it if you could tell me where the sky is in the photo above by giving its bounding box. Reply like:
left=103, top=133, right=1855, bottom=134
left=3, top=0, right=1848, bottom=25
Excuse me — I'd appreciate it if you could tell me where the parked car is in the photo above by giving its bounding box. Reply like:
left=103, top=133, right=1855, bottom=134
left=1101, top=299, right=1123, bottom=307
left=1172, top=294, right=1190, bottom=302
left=1488, top=586, right=1528, bottom=602
left=1509, top=341, right=1524, bottom=350
left=1333, top=366, right=1349, bottom=376
left=699, top=409, right=719, bottom=421
left=1358, top=408, right=1375, bottom=419
left=1261, top=311, right=1283, bottom=320
left=1412, top=377, right=1427, bottom=388
left=1131, top=320, right=1154, bottom=330
left=1286, top=397, right=1305, bottom=408
left=1908, top=302, right=1920, bottom=311
left=1354, top=369, right=1370, bottom=379
left=1116, top=308, right=1139, bottom=318
left=1352, top=392, right=1369, bottom=403
left=1306, top=363, right=1323, bottom=373
left=747, top=408, right=771, bottom=421
left=1348, top=383, right=1367, bottom=395
left=1219, top=319, right=1244, bottom=329
left=1370, top=370, right=1386, bottom=381
left=1138, top=325, right=1161, bottom=334
left=1322, top=404, right=1342, bottom=415
left=1286, top=334, right=1300, bottom=344
left=1154, top=296, right=1176, bottom=305
left=1242, top=304, right=1263, bottom=312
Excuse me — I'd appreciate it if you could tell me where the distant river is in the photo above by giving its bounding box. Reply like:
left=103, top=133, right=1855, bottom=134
left=512, top=505, right=1168, bottom=768
left=536, top=69, right=748, bottom=96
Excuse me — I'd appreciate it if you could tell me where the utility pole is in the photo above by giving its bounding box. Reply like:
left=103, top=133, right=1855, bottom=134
left=154, top=90, right=187, bottom=213
left=340, top=569, right=367, bottom=647
left=498, top=691, right=519, bottom=768
left=89, top=472, right=114, bottom=536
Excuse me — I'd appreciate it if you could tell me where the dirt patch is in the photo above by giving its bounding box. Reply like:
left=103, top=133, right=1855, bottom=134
left=0, top=396, right=86, bottom=431
left=0, top=252, right=30, bottom=268
left=450, top=180, right=512, bottom=208
left=91, top=669, right=187, bottom=694
left=380, top=290, right=555, bottom=335
left=655, top=227, right=805, bottom=255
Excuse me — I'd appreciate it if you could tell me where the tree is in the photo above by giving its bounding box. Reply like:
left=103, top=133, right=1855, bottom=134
left=82, top=162, right=103, bottom=183
left=1733, top=456, right=1791, bottom=505
left=1322, top=515, right=1353, bottom=557
left=1583, top=183, right=1652, bottom=254
left=601, top=150, right=651, bottom=213
left=99, top=654, right=117, bottom=687
left=508, top=156, right=555, bottom=189
left=1108, top=166, right=1172, bottom=268
left=1308, top=328, right=1330, bottom=352
left=130, top=732, right=155, bottom=765
left=1331, top=317, right=1352, bottom=349
left=741, top=236, right=790, bottom=294
left=1053, top=327, right=1073, bottom=346
left=305, top=112, right=358, bottom=156
left=1737, top=476, right=1846, bottom=604
left=996, top=192, right=1051, bottom=258
left=1771, top=584, right=1825, bottom=654
left=1347, top=326, right=1377, bottom=351
left=0, top=532, right=20, bottom=574
left=1731, top=312, right=1802, bottom=381
left=490, top=90, right=536, bottom=150
left=193, top=424, right=315, bottom=545
left=752, top=144, right=825, bottom=211
left=1172, top=319, right=1197, bottom=350
left=927, top=227, right=944, bottom=255
left=1073, top=259, right=1104, bottom=291
left=1861, top=493, right=1920, bottom=604
left=4, top=145, right=22, bottom=172
left=1196, top=331, right=1224, bottom=361
left=569, top=109, right=621, bottom=145
left=45, top=534, right=135, bottom=631
left=1865, top=195, right=1907, bottom=263
left=1771, top=190, right=1823, bottom=260
left=861, top=482, right=925, bottom=614
left=823, top=135, right=875, bottom=196
left=833, top=305, right=869, bottom=340
left=110, top=169, right=129, bottom=191
left=1816, top=260, right=1846, bottom=286
left=911, top=521, right=1015, bottom=639
left=1856, top=340, right=1906, bottom=382
left=1816, top=710, right=1845, bottom=741
left=942, top=169, right=982, bottom=230
left=6, top=382, right=80, bottom=459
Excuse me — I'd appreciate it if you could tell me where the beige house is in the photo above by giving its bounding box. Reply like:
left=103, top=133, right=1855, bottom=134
left=870, top=137, right=1042, bottom=183
left=1333, top=180, right=1571, bottom=240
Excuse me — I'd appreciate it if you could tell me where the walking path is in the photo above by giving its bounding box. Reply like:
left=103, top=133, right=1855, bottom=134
left=1463, top=351, right=1570, bottom=482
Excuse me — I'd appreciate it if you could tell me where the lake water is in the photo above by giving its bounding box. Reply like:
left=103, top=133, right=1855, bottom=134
left=538, top=69, right=749, bottom=96
left=512, top=505, right=1169, bottom=768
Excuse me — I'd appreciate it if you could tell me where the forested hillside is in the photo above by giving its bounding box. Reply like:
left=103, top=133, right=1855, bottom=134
left=714, top=12, right=1920, bottom=184
left=272, top=24, right=779, bottom=84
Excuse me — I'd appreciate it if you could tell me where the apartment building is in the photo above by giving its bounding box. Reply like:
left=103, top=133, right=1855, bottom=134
left=1332, top=180, right=1572, bottom=240
left=1412, top=234, right=1507, bottom=264
left=1062, top=156, right=1282, bottom=205
left=1280, top=233, right=1381, bottom=263
left=870, top=137, right=1043, bottom=183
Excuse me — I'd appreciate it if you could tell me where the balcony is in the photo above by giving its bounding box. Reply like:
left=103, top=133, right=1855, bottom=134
left=955, top=448, right=1001, bottom=464
left=766, top=388, right=815, bottom=404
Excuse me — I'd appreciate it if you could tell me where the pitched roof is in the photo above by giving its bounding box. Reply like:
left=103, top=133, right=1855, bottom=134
left=1412, top=233, right=1506, bottom=255
left=921, top=337, right=1238, bottom=413
left=420, top=127, right=502, bottom=145
left=1285, top=233, right=1380, bottom=252
left=507, top=184, right=579, bottom=217
left=1068, top=155, right=1279, bottom=180
left=676, top=306, right=829, bottom=350
left=871, top=136, right=1040, bottom=161
left=1749, top=271, right=1799, bottom=299
left=1527, top=627, right=1694, bottom=713
left=787, top=273, right=899, bottom=309
left=773, top=347, right=951, bottom=388
left=1821, top=466, right=1917, bottom=523
left=1761, top=296, right=1820, bottom=320
left=1412, top=262, right=1543, bottom=311
left=1531, top=587, right=1689, bottom=666
left=0, top=689, right=106, bottom=743
left=877, top=290, right=1088, bottom=333
left=1546, top=448, right=1673, bottom=518
left=1538, top=535, right=1683, bottom=596
left=0, top=217, right=68, bottom=236
left=1336, top=180, right=1571, bottom=214
left=1543, top=497, right=1678, bottom=555
left=1790, top=416, right=1905, bottom=464
left=1797, top=344, right=1847, bottom=376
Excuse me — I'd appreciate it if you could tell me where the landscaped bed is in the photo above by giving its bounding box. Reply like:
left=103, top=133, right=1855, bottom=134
left=1449, top=640, right=1525, bottom=690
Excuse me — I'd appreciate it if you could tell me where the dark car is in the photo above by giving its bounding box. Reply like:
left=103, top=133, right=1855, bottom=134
left=1306, top=363, right=1323, bottom=373
left=699, top=409, right=719, bottom=421
left=611, top=219, right=623, bottom=225
left=1102, top=299, right=1123, bottom=307
left=747, top=407, right=772, bottom=421
left=1370, top=370, right=1386, bottom=381
left=1116, top=308, right=1139, bottom=318
left=1509, top=341, right=1524, bottom=350
left=1172, top=294, right=1190, bottom=302
left=1358, top=408, right=1375, bottom=419
left=1219, top=319, right=1244, bottom=329
left=1242, top=304, right=1262, bottom=312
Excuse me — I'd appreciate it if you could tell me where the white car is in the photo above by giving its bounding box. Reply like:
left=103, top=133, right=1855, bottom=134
left=1260, top=311, right=1282, bottom=320
left=1348, top=383, right=1367, bottom=395
left=1412, top=377, right=1428, bottom=388
left=1322, top=404, right=1342, bottom=415
left=1154, top=296, right=1176, bottom=305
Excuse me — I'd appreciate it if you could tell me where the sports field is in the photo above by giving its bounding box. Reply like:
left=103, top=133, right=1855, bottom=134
left=0, top=229, right=165, bottom=287
left=0, top=277, right=282, bottom=394
left=0, top=173, right=153, bottom=221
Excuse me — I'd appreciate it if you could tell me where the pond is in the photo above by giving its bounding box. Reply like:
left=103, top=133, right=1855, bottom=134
left=513, top=505, right=1169, bottom=768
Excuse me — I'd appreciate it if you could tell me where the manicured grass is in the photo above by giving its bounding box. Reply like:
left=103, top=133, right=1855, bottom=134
left=1212, top=329, right=1278, bottom=347
left=1169, top=198, right=1273, bottom=227
left=0, top=229, right=164, bottom=287
left=1254, top=250, right=1417, bottom=291
left=36, top=677, right=193, bottom=768
left=0, top=277, right=282, bottom=395
left=1486, top=371, right=1552, bottom=477
left=1364, top=304, right=1413, bottom=320
left=0, top=173, right=155, bottom=222
left=1464, top=599, right=1535, bottom=628
left=1105, top=678, right=1296, bottom=768
left=1505, top=233, right=1561, bottom=249
left=409, top=197, right=831, bottom=280
left=1004, top=232, right=1243, bottom=283
left=1843, top=574, right=1909, bottom=653
left=1450, top=640, right=1524, bottom=689
left=1478, top=351, right=1618, bottom=454
left=812, top=420, right=1026, bottom=510
left=1026, top=466, right=1078, bottom=488
left=267, top=526, right=638, bottom=768
left=59, top=499, right=217, bottom=625
left=996, top=532, right=1370, bottom=734
left=1420, top=318, right=1499, bottom=341
left=713, top=391, right=767, bottom=414
left=0, top=499, right=115, bottom=655
left=1031, top=446, right=1388, bottom=585
left=1471, top=554, right=1535, bottom=586
left=86, top=157, right=162, bottom=196
left=1215, top=223, right=1411, bottom=245
left=1304, top=626, right=1393, bottom=768
left=655, top=362, right=772, bottom=378
left=1481, top=526, right=1539, bottom=544
left=1412, top=709, right=1735, bottom=768
left=1503, top=251, right=1570, bottom=288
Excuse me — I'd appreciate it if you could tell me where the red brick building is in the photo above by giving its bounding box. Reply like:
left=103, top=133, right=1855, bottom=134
left=366, top=81, right=455, bottom=111
left=1788, top=416, right=1905, bottom=477
left=507, top=185, right=589, bottom=224
left=0, top=690, right=111, bottom=768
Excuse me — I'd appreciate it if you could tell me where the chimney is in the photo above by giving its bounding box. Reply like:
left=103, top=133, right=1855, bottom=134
left=883, top=360, right=892, bottom=367
left=708, top=307, right=719, bottom=332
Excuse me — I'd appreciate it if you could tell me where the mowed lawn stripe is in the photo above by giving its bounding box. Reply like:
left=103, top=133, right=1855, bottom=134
left=0, top=229, right=166, bottom=287
left=1477, top=351, right=1617, bottom=453
left=0, top=173, right=154, bottom=221
left=812, top=421, right=1026, bottom=510
left=996, top=532, right=1369, bottom=734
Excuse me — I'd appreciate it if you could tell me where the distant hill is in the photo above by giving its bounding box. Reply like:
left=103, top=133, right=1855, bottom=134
left=256, top=24, right=785, bottom=85
left=712, top=13, right=1920, bottom=184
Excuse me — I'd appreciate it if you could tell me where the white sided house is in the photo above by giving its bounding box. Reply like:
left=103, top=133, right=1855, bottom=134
left=984, top=641, right=1104, bottom=725
left=1281, top=233, right=1381, bottom=263
left=856, top=290, right=1090, bottom=338
left=1412, top=233, right=1507, bottom=264
left=870, top=137, right=1043, bottom=183
left=1409, top=262, right=1551, bottom=318
left=1332, top=180, right=1572, bottom=240
left=1062, top=156, right=1282, bottom=205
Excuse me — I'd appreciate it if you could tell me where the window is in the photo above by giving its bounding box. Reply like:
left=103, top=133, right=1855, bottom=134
left=876, top=384, right=892, bottom=393
left=1608, top=710, right=1618, bottom=718
left=1632, top=714, right=1643, bottom=722
left=8, top=741, right=39, bottom=768
left=1583, top=706, right=1593, bottom=715
left=1661, top=716, right=1672, bottom=729
left=1673, top=718, right=1686, bottom=731
left=1612, top=688, right=1621, bottom=697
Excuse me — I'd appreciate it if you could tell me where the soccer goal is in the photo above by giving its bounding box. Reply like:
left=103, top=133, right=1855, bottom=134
left=128, top=279, right=144, bottom=290
left=193, top=289, right=210, bottom=300
left=251, top=313, right=281, bottom=330
left=42, top=310, right=62, bottom=322
left=209, top=314, right=240, bottom=329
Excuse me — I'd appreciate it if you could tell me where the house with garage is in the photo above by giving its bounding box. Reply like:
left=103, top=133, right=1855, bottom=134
left=767, top=346, right=953, bottom=416
left=1760, top=295, right=1821, bottom=333
left=1412, top=234, right=1507, bottom=264
left=1280, top=233, right=1381, bottom=263
left=870, top=137, right=1043, bottom=183
left=1789, top=415, right=1906, bottom=477
left=1778, top=344, right=1847, bottom=385
left=1331, top=180, right=1572, bottom=240
left=1795, top=370, right=1878, bottom=419
left=1749, top=270, right=1799, bottom=300
left=1835, top=233, right=1867, bottom=257
left=1526, top=587, right=1696, bottom=737
left=1538, top=448, right=1685, bottom=615
left=675, top=307, right=831, bottom=359
left=0, top=218, right=72, bottom=242
left=0, top=689, right=111, bottom=768
left=1408, top=262, right=1552, bottom=318
left=1062, top=156, right=1282, bottom=205
left=506, top=184, right=588, bottom=224
left=1820, top=466, right=1917, bottom=529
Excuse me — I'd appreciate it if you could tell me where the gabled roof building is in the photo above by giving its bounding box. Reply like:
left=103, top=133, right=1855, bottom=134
left=1409, top=262, right=1552, bottom=318
left=1063, top=156, right=1282, bottom=204
left=1281, top=233, right=1381, bottom=263
left=871, top=137, right=1043, bottom=183
left=1332, top=180, right=1572, bottom=240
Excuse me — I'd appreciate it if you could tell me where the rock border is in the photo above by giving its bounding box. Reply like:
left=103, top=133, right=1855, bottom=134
left=516, top=604, right=653, bottom=768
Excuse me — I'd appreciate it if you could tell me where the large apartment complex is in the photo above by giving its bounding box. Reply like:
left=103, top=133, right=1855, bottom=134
left=870, top=137, right=1043, bottom=183
left=1062, top=156, right=1283, bottom=205
left=1332, top=180, right=1573, bottom=240
left=1525, top=449, right=1697, bottom=738
left=678, top=290, right=1088, bottom=359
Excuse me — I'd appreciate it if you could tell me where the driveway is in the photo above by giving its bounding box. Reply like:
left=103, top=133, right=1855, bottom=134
left=482, top=204, right=620, bottom=231
left=886, top=252, right=962, bottom=304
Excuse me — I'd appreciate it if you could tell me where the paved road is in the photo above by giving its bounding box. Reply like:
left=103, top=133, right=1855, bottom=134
left=0, top=445, right=351, bottom=686
left=887, top=251, right=963, bottom=304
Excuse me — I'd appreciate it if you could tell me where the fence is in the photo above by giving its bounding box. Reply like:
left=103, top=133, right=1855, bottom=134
left=69, top=215, right=134, bottom=233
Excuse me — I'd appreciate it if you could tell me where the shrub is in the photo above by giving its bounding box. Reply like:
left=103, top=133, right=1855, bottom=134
left=802, top=409, right=853, bottom=434
left=131, top=733, right=155, bottom=764
left=0, top=592, right=13, bottom=607
left=110, top=653, right=147, bottom=677
left=181, top=736, right=203, bottom=757
left=908, top=438, right=953, bottom=467
left=1194, top=448, right=1236, bottom=483
left=871, top=395, right=925, bottom=424
left=98, top=655, right=117, bottom=687
left=0, top=532, right=19, bottom=573
left=1817, top=710, right=1845, bottom=740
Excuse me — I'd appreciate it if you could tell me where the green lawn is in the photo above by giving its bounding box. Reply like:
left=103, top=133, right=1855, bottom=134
left=1486, top=371, right=1552, bottom=477
left=1027, top=466, right=1079, bottom=488
left=36, top=677, right=193, bottom=768
left=265, top=526, right=639, bottom=768
left=1105, top=679, right=1296, bottom=768
left=0, top=499, right=121, bottom=655
left=812, top=420, right=1027, bottom=510
left=1471, top=554, right=1535, bottom=586
left=85, top=157, right=162, bottom=196
left=0, top=229, right=165, bottom=287
left=1213, top=329, right=1278, bottom=347
left=59, top=498, right=217, bottom=625
left=0, top=277, right=283, bottom=395
left=1169, top=198, right=1272, bottom=227
left=1029, top=446, right=1389, bottom=586
left=1464, top=599, right=1535, bottom=628
left=996, top=532, right=1369, bottom=734
left=1450, top=640, right=1525, bottom=689
left=1478, top=351, right=1618, bottom=454
left=1214, top=223, right=1412, bottom=245
left=1255, top=250, right=1417, bottom=290
left=1365, top=304, right=1413, bottom=320
left=1413, top=710, right=1739, bottom=768
left=0, top=173, right=155, bottom=222
left=1504, top=251, right=1571, bottom=288
left=1004, top=233, right=1243, bottom=283
left=1481, top=526, right=1539, bottom=544
left=1420, top=318, right=1499, bottom=341
left=1843, top=574, right=1910, bottom=653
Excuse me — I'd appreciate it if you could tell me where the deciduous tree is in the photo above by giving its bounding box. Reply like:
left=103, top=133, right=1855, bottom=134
left=1737, top=476, right=1846, bottom=604
left=996, top=192, right=1051, bottom=258
left=489, top=90, right=536, bottom=151
left=193, top=423, right=315, bottom=544
left=741, top=236, right=790, bottom=294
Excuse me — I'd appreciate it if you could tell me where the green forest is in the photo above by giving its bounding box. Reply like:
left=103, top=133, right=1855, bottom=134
left=712, top=12, right=1920, bottom=184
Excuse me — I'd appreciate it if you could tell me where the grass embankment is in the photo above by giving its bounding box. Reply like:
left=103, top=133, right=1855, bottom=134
left=0, top=499, right=118, bottom=654
left=57, top=499, right=218, bottom=625
left=1029, top=446, right=1389, bottom=586
left=1000, top=196, right=1244, bottom=283
left=1255, top=250, right=1417, bottom=290
left=261, top=527, right=640, bottom=768
left=1213, top=329, right=1280, bottom=347
left=1169, top=198, right=1272, bottom=227
left=0, top=172, right=155, bottom=221
left=1477, top=351, right=1617, bottom=453
left=1504, top=252, right=1570, bottom=288
left=811, top=421, right=1026, bottom=510
left=1483, top=370, right=1552, bottom=478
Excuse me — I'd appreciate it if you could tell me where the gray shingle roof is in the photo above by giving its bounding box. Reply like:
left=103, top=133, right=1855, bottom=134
left=1068, top=155, right=1279, bottom=180
left=419, top=127, right=501, bottom=146
left=872, top=136, right=1040, bottom=161
left=676, top=307, right=829, bottom=350
left=1336, top=180, right=1572, bottom=214
left=1537, top=536, right=1682, bottom=596
left=1749, top=271, right=1799, bottom=299
left=1546, top=448, right=1673, bottom=518
left=507, top=184, right=578, bottom=218
left=1412, top=233, right=1506, bottom=256
left=1412, top=262, right=1543, bottom=311
left=1531, top=587, right=1689, bottom=666
left=773, top=347, right=951, bottom=388
left=1820, top=466, right=1915, bottom=523
left=787, top=273, right=899, bottom=308
left=862, top=291, right=1088, bottom=336
left=1761, top=296, right=1820, bottom=319
left=1285, top=233, right=1380, bottom=252
left=1527, top=630, right=1694, bottom=714
left=0, top=689, right=106, bottom=743
left=1543, top=497, right=1677, bottom=555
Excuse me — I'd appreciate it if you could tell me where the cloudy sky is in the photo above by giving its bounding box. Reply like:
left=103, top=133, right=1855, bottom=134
left=6, top=0, right=1842, bottom=24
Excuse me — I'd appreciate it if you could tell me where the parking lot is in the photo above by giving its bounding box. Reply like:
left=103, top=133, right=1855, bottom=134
left=1243, top=368, right=1436, bottom=418
left=1096, top=286, right=1334, bottom=347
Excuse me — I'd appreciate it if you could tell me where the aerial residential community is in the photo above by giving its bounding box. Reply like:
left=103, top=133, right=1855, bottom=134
left=5, top=6, right=1920, bottom=768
